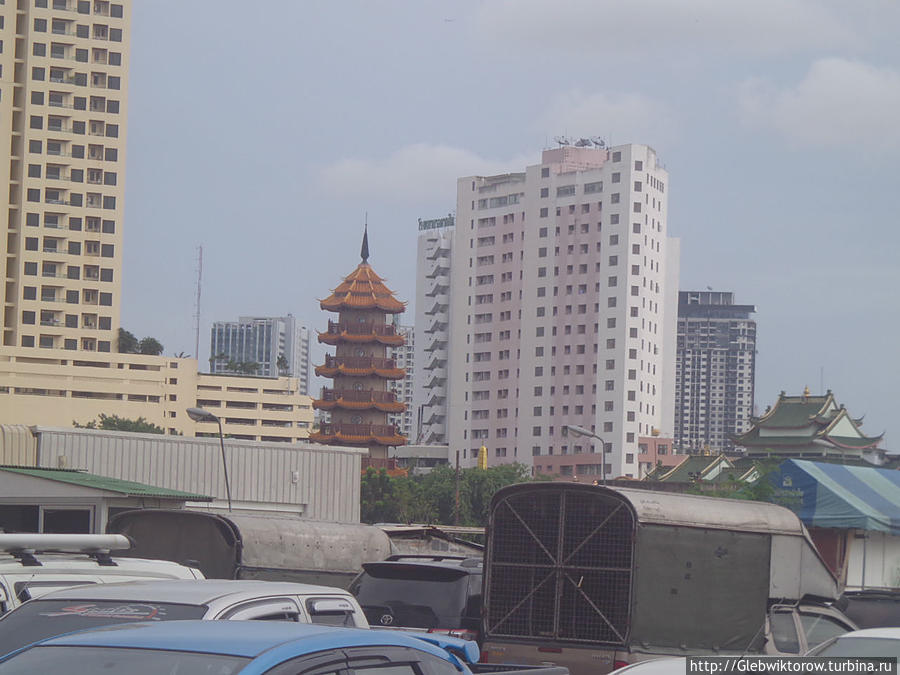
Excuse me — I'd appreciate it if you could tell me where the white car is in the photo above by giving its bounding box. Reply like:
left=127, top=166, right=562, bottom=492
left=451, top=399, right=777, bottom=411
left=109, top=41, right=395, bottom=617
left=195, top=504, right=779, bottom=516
left=0, top=578, right=369, bottom=657
left=806, top=627, right=900, bottom=657
left=0, top=533, right=202, bottom=615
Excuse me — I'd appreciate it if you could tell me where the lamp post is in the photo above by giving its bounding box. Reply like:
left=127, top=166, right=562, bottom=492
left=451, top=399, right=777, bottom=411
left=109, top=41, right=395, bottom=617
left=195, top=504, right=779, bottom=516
left=186, top=407, right=233, bottom=512
left=564, top=424, right=607, bottom=485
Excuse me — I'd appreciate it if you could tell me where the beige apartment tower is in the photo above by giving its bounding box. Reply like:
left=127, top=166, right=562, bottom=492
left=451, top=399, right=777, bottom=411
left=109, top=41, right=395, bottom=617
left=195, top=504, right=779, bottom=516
left=1, top=0, right=130, bottom=353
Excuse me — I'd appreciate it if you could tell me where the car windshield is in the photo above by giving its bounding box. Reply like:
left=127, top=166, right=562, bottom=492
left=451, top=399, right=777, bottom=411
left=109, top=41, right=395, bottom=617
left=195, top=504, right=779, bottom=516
left=0, top=600, right=207, bottom=658
left=811, top=637, right=900, bottom=657
left=352, top=565, right=472, bottom=628
left=0, top=645, right=248, bottom=675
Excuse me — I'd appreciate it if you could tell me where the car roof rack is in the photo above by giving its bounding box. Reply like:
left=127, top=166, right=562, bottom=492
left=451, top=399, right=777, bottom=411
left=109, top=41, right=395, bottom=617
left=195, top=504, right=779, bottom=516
left=0, top=534, right=132, bottom=567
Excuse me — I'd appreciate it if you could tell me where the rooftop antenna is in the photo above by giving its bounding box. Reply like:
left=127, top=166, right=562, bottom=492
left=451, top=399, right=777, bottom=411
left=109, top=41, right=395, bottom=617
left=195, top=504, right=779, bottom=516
left=193, top=245, right=202, bottom=362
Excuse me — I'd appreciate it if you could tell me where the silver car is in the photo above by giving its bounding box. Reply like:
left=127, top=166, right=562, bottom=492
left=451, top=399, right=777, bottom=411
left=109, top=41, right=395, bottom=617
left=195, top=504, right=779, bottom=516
left=0, top=579, right=368, bottom=657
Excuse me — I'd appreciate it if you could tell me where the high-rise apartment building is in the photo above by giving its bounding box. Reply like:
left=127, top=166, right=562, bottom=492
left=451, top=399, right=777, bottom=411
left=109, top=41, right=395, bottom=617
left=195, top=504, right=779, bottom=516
left=412, top=215, right=454, bottom=445
left=674, top=291, right=756, bottom=453
left=209, top=316, right=310, bottom=394
left=389, top=324, right=415, bottom=440
left=1, top=0, right=130, bottom=352
left=448, top=143, right=680, bottom=478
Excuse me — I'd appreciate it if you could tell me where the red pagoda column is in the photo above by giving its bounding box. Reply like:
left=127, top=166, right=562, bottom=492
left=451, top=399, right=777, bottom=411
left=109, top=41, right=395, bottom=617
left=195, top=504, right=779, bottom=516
left=309, top=229, right=407, bottom=462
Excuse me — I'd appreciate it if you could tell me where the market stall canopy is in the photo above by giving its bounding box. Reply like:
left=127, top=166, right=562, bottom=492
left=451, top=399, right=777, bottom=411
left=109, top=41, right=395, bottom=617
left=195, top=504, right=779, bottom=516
left=774, top=459, right=900, bottom=534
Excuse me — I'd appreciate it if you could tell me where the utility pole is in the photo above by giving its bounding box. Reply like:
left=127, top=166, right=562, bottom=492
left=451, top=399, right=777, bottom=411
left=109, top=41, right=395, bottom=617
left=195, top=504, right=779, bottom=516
left=455, top=450, right=460, bottom=525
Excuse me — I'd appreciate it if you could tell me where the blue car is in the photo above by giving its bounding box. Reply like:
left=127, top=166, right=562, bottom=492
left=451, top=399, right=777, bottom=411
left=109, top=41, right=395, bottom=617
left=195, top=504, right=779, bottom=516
left=0, top=619, right=566, bottom=675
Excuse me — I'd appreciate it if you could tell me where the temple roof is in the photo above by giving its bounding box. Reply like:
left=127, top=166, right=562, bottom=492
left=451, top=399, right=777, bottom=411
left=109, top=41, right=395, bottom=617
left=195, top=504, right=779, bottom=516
left=734, top=389, right=883, bottom=451
left=319, top=262, right=406, bottom=314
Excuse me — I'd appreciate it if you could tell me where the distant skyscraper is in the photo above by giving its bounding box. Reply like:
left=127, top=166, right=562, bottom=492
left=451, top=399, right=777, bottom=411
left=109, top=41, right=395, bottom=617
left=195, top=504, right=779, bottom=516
left=448, top=143, right=680, bottom=478
left=674, top=291, right=756, bottom=453
left=389, top=325, right=415, bottom=440
left=1, top=1, right=131, bottom=353
left=412, top=215, right=454, bottom=445
left=210, top=316, right=310, bottom=394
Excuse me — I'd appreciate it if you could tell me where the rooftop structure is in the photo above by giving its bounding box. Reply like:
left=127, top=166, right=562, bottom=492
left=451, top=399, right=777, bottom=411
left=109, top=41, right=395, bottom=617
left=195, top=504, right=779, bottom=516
left=735, top=389, right=884, bottom=462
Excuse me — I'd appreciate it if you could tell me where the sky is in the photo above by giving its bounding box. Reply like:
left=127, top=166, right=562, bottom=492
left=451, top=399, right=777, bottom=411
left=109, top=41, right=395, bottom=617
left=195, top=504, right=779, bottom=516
left=122, top=1, right=900, bottom=446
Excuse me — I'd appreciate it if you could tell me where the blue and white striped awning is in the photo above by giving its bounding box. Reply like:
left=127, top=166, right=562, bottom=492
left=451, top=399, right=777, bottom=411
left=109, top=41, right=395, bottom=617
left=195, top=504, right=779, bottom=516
left=774, top=459, right=900, bottom=534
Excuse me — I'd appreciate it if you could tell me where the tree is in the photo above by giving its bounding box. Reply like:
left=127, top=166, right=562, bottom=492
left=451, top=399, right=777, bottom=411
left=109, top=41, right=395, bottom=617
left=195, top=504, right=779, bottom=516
left=359, top=462, right=539, bottom=526
left=138, top=337, right=164, bottom=355
left=277, top=353, right=289, bottom=376
left=117, top=328, right=139, bottom=354
left=74, top=413, right=164, bottom=434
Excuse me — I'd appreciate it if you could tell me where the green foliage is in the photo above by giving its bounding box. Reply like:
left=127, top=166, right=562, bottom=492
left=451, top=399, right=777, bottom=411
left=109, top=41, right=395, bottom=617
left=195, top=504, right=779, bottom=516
left=117, top=328, right=139, bottom=354
left=276, top=354, right=289, bottom=376
left=360, top=462, right=538, bottom=526
left=138, top=337, right=164, bottom=355
left=118, top=329, right=164, bottom=356
left=74, top=413, right=165, bottom=434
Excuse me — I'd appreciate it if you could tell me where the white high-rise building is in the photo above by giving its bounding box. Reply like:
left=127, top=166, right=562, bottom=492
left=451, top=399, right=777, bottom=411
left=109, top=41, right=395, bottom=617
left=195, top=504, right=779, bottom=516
left=210, top=315, right=310, bottom=394
left=448, top=143, right=680, bottom=478
left=412, top=215, right=454, bottom=445
left=389, top=324, right=415, bottom=440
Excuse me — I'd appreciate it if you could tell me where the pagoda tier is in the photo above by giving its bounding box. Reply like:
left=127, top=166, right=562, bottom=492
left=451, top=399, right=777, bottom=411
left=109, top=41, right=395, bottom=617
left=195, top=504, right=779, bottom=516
left=318, top=320, right=405, bottom=346
left=315, top=355, right=404, bottom=380
left=313, top=389, right=405, bottom=413
left=319, top=263, right=406, bottom=314
left=309, top=422, right=407, bottom=447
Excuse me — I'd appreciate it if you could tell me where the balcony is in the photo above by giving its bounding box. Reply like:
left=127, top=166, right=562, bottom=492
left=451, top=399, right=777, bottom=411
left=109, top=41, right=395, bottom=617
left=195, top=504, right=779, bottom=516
left=317, top=422, right=402, bottom=438
left=320, top=389, right=399, bottom=404
left=324, top=320, right=398, bottom=338
left=319, top=320, right=404, bottom=346
left=361, top=457, right=399, bottom=472
left=323, top=354, right=397, bottom=370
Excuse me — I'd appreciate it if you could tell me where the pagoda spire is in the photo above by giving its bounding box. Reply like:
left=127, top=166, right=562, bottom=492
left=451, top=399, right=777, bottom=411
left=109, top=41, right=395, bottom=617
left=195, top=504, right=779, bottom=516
left=361, top=223, right=369, bottom=263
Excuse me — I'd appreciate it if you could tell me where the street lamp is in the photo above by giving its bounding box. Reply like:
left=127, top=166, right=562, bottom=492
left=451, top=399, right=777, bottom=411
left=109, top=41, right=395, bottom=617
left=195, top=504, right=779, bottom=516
left=186, top=407, right=233, bottom=512
left=564, top=424, right=607, bottom=485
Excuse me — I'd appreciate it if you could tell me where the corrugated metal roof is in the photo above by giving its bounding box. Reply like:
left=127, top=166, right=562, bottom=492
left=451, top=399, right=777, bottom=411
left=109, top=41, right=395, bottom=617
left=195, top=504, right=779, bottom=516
left=0, top=466, right=213, bottom=501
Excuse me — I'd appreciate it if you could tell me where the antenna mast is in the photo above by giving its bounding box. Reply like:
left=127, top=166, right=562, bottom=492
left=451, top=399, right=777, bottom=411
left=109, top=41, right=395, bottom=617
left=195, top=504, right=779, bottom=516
left=194, top=246, right=203, bottom=362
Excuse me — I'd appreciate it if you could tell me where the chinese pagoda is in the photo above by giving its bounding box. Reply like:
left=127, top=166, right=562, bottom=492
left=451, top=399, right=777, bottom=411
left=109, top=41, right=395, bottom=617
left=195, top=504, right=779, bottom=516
left=310, top=228, right=407, bottom=461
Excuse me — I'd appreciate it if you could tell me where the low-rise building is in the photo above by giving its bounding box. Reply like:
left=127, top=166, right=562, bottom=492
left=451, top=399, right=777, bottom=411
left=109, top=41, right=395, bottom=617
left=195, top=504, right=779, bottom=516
left=0, top=346, right=313, bottom=442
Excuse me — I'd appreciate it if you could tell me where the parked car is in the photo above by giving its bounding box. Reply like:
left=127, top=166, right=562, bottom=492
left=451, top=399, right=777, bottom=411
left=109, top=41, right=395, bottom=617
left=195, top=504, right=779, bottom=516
left=0, top=578, right=368, bottom=657
left=0, top=619, right=571, bottom=675
left=349, top=554, right=483, bottom=642
left=806, top=627, right=900, bottom=657
left=837, top=590, right=900, bottom=629
left=614, top=659, right=685, bottom=673
left=0, top=533, right=202, bottom=616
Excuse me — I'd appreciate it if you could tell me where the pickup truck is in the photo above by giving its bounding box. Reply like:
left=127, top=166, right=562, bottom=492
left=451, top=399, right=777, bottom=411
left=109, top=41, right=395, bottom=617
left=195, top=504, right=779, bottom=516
left=0, top=618, right=570, bottom=675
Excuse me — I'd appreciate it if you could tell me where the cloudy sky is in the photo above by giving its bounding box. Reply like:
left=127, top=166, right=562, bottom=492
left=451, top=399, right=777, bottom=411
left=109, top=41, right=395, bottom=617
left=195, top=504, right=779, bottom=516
left=123, top=1, right=900, bottom=445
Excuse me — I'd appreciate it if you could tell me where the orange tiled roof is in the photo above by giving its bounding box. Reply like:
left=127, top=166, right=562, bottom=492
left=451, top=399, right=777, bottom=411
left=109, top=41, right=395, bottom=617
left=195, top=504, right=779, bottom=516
left=320, top=263, right=405, bottom=314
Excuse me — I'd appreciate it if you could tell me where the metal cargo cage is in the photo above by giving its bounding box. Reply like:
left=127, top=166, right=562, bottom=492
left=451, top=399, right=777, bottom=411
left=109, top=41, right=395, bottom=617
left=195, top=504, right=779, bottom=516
left=485, top=484, right=635, bottom=645
left=484, top=483, right=838, bottom=653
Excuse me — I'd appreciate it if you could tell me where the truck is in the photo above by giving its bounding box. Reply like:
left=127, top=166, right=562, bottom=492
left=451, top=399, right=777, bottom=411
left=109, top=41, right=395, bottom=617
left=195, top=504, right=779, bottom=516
left=106, top=509, right=392, bottom=588
left=480, top=483, right=854, bottom=673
